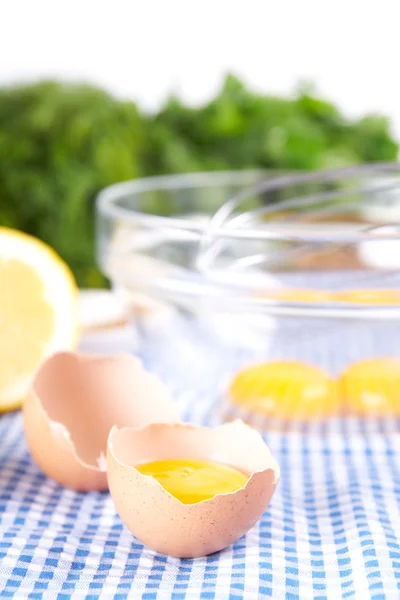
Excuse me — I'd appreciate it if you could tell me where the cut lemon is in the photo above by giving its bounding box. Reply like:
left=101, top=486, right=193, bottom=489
left=340, top=358, right=400, bottom=416
left=0, top=227, right=78, bottom=412
left=228, top=361, right=339, bottom=420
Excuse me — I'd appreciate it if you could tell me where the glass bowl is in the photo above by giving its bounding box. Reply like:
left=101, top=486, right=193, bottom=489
left=96, top=165, right=400, bottom=433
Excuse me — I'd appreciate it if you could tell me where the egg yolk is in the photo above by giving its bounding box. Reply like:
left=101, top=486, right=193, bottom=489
left=135, top=459, right=249, bottom=504
left=340, top=358, right=400, bottom=416
left=262, top=288, right=334, bottom=303
left=229, top=361, right=339, bottom=419
left=335, top=289, right=400, bottom=305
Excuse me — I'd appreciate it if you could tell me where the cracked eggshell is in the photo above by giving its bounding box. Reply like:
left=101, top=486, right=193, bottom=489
left=23, top=352, right=180, bottom=491
left=107, top=420, right=280, bottom=558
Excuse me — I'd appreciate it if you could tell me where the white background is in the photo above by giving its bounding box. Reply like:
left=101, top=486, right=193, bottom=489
left=1, top=0, right=400, bottom=137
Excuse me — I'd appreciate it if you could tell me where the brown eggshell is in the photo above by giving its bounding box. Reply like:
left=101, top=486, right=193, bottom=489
left=107, top=420, right=280, bottom=558
left=23, top=352, right=180, bottom=491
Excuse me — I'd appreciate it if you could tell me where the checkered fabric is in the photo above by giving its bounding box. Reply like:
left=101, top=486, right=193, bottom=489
left=2, top=271, right=400, bottom=598
left=1, top=410, right=400, bottom=598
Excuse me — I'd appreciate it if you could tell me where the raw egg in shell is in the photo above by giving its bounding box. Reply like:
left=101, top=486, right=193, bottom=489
left=107, top=420, right=279, bottom=558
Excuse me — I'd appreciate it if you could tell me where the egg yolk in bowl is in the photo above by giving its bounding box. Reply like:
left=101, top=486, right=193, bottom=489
left=340, top=358, right=400, bottom=416
left=262, top=288, right=335, bottom=303
left=334, top=289, right=400, bottom=305
left=228, top=361, right=340, bottom=420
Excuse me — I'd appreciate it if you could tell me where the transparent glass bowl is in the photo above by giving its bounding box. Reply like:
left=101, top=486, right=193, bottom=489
left=96, top=165, right=400, bottom=432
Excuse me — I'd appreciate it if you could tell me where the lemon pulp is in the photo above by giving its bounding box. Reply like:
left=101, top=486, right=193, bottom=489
left=135, top=459, right=248, bottom=504
left=0, top=260, right=54, bottom=398
left=0, top=227, right=77, bottom=411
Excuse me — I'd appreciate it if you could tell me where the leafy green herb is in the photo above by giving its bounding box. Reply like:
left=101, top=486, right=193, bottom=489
left=0, top=75, right=397, bottom=286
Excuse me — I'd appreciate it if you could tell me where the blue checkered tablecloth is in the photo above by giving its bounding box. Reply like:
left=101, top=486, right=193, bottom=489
left=1, top=411, right=400, bottom=599
left=2, top=274, right=400, bottom=599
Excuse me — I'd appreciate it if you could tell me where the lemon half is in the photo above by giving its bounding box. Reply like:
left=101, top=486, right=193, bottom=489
left=0, top=227, right=78, bottom=412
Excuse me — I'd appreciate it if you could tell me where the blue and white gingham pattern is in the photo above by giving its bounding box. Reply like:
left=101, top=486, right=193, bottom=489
left=1, top=412, right=400, bottom=599
left=2, top=271, right=400, bottom=599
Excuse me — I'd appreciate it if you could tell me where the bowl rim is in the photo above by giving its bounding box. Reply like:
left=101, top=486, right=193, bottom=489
left=97, top=164, right=400, bottom=320
left=96, top=163, right=400, bottom=244
left=96, top=169, right=266, bottom=231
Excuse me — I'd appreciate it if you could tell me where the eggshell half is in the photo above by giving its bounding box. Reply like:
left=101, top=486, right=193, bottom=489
left=23, top=352, right=180, bottom=491
left=107, top=420, right=280, bottom=558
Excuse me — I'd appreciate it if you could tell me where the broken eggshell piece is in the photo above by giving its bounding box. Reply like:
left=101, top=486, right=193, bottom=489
left=23, top=352, right=180, bottom=491
left=107, top=420, right=280, bottom=558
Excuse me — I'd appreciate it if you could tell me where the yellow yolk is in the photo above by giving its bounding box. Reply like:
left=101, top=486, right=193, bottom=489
left=135, top=459, right=249, bottom=504
left=335, top=289, right=400, bottom=305
left=229, top=361, right=339, bottom=419
left=262, top=288, right=334, bottom=303
left=340, top=358, right=400, bottom=416
left=261, top=288, right=400, bottom=305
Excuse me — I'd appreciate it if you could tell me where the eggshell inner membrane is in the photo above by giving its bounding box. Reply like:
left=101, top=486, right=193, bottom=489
left=110, top=421, right=275, bottom=475
left=25, top=352, right=180, bottom=488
